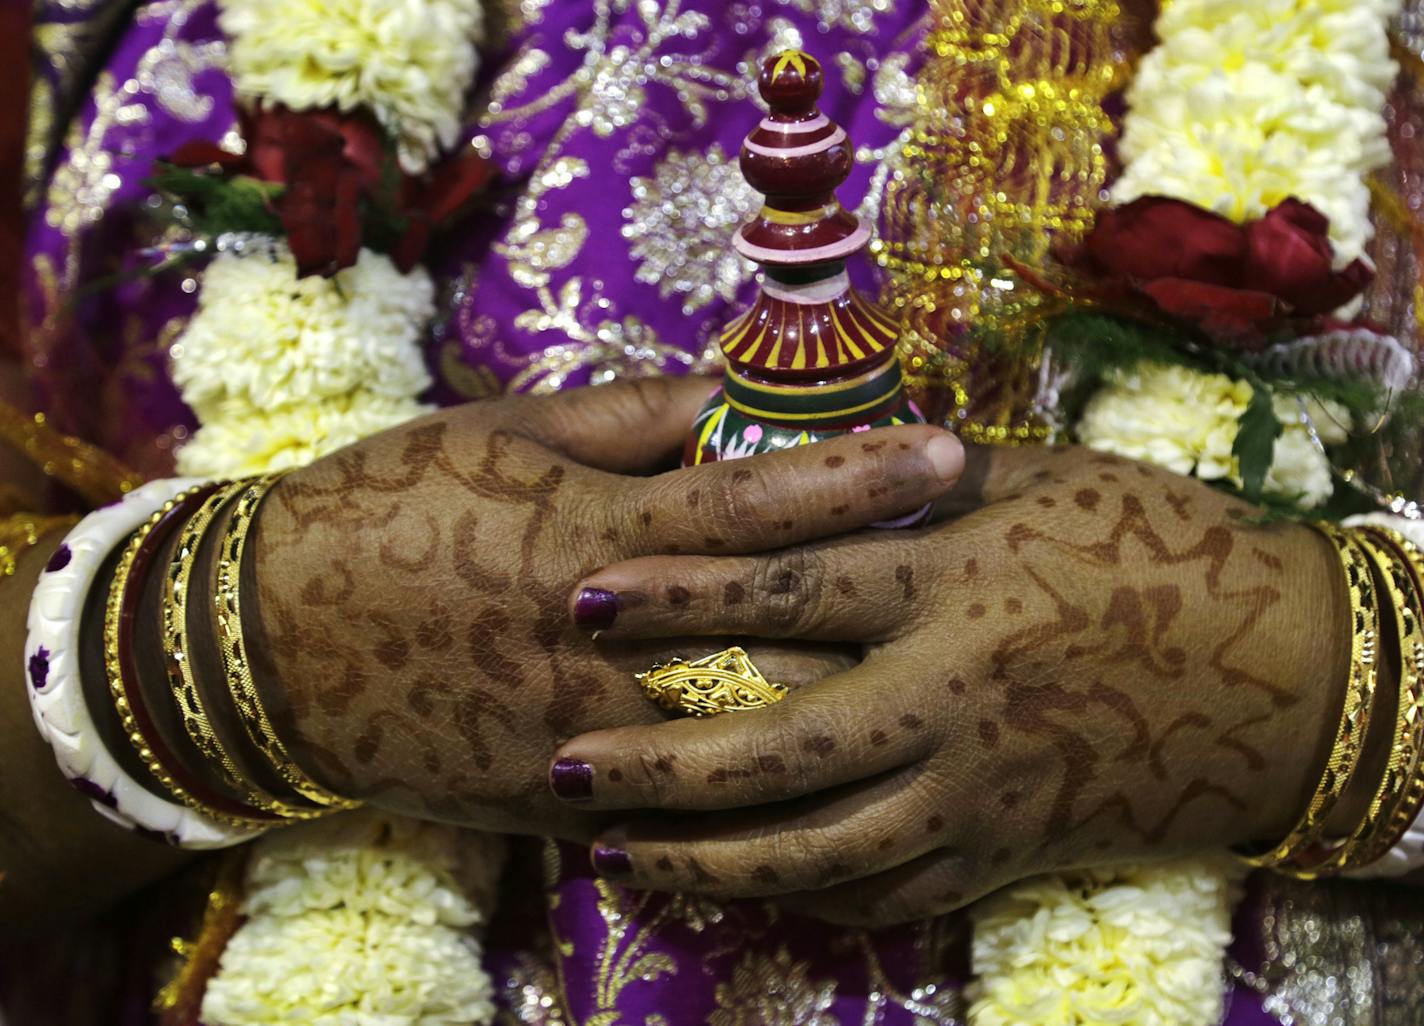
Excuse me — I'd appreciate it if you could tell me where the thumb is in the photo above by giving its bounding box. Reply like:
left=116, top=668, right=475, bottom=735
left=517, top=375, right=721, bottom=473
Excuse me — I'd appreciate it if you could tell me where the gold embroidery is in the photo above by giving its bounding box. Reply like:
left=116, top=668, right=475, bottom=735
left=589, top=881, right=680, bottom=1018
left=622, top=145, right=760, bottom=314
left=709, top=947, right=838, bottom=1026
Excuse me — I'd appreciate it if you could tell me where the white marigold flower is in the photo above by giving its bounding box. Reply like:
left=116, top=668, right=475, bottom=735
left=172, top=241, right=435, bottom=419
left=175, top=392, right=432, bottom=478
left=218, top=0, right=484, bottom=172
left=968, top=859, right=1243, bottom=1026
left=1077, top=363, right=1251, bottom=481
left=1076, top=363, right=1347, bottom=508
left=201, top=813, right=504, bottom=1026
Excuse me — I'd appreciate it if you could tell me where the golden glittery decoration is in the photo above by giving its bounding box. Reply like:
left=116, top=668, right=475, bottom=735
left=154, top=850, right=249, bottom=1024
left=878, top=0, right=1133, bottom=443
left=0, top=401, right=145, bottom=506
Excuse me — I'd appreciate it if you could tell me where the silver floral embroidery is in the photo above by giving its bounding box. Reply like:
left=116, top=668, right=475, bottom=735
left=622, top=144, right=759, bottom=314
left=773, top=0, right=893, bottom=34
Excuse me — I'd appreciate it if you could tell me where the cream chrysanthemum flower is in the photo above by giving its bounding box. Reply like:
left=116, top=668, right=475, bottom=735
left=1076, top=363, right=1347, bottom=508
left=201, top=813, right=504, bottom=1026
left=172, top=243, right=435, bottom=419
left=968, top=859, right=1242, bottom=1026
left=1077, top=363, right=1251, bottom=482
left=172, top=239, right=437, bottom=477
left=1113, top=0, right=1400, bottom=263
left=175, top=391, right=430, bottom=477
left=218, top=0, right=484, bottom=171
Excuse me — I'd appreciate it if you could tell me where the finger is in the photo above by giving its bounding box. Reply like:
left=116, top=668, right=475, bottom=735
left=614, top=425, right=963, bottom=557
left=587, top=767, right=943, bottom=898
left=776, top=849, right=989, bottom=926
left=515, top=376, right=723, bottom=473
left=569, top=531, right=925, bottom=642
left=547, top=655, right=945, bottom=810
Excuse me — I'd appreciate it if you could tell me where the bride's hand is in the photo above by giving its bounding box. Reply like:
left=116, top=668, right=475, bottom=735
left=248, top=377, right=964, bottom=838
left=549, top=445, right=1348, bottom=922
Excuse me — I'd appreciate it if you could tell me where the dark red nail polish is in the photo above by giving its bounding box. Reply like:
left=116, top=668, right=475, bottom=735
left=592, top=844, right=632, bottom=877
left=574, top=588, right=620, bottom=631
left=550, top=758, right=594, bottom=801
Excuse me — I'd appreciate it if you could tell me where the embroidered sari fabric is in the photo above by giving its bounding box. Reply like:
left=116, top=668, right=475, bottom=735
left=10, top=1, right=1424, bottom=1024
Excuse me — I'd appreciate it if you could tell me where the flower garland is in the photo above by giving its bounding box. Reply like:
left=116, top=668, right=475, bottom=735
left=200, top=813, right=505, bottom=1026
left=154, top=3, right=497, bottom=1024
left=173, top=240, right=435, bottom=476
left=968, top=860, right=1242, bottom=1026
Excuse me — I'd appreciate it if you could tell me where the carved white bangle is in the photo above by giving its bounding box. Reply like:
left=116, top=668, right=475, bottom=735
left=1342, top=512, right=1424, bottom=878
left=25, top=477, right=261, bottom=849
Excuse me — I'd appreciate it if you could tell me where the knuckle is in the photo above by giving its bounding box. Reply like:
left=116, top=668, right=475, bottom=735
left=708, top=464, right=772, bottom=534
left=624, top=376, right=676, bottom=427
left=749, top=548, right=818, bottom=634
left=631, top=746, right=680, bottom=805
left=781, top=829, right=844, bottom=887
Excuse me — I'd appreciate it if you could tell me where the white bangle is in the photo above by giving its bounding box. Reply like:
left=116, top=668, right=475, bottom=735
left=25, top=478, right=261, bottom=849
left=1342, top=512, right=1424, bottom=878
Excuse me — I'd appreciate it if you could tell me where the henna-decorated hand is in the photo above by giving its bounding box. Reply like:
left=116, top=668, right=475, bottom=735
left=248, top=377, right=964, bottom=839
left=549, top=445, right=1351, bottom=923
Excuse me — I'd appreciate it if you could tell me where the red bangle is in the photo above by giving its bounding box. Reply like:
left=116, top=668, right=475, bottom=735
left=108, top=483, right=280, bottom=824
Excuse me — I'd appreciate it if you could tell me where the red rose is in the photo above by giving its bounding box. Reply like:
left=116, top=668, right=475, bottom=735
left=1080, top=195, right=1247, bottom=287
left=162, top=106, right=494, bottom=278
left=1242, top=198, right=1372, bottom=316
left=1067, top=196, right=1373, bottom=348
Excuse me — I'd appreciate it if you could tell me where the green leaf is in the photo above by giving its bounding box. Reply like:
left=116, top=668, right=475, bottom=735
left=145, top=165, right=285, bottom=237
left=1232, top=386, right=1283, bottom=504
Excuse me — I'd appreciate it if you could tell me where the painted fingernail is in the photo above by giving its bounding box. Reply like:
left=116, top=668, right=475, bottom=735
left=592, top=843, right=632, bottom=878
left=927, top=434, right=965, bottom=483
left=574, top=588, right=620, bottom=631
left=550, top=758, right=594, bottom=801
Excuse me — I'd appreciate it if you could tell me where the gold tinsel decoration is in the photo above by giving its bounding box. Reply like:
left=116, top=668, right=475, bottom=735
left=880, top=0, right=1140, bottom=444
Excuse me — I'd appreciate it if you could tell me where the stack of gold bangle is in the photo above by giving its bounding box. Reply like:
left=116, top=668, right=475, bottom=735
left=1242, top=522, right=1424, bottom=877
left=102, top=474, right=359, bottom=829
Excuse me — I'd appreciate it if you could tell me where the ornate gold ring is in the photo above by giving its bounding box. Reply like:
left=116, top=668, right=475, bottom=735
left=636, top=646, right=789, bottom=717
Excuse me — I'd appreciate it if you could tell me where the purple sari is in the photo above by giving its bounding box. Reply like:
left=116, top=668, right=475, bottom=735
left=13, top=2, right=1424, bottom=1023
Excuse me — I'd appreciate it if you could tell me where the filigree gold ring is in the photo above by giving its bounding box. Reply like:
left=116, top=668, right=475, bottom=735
left=636, top=646, right=789, bottom=717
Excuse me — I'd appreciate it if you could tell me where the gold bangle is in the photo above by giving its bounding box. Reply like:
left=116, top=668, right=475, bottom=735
left=1337, top=526, right=1424, bottom=871
left=1241, top=525, right=1381, bottom=871
left=214, top=475, right=358, bottom=810
left=1297, top=526, right=1424, bottom=875
left=163, top=480, right=322, bottom=819
left=103, top=486, right=272, bottom=829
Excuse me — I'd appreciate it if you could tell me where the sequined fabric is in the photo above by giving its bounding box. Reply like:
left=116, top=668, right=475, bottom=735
left=1229, top=874, right=1424, bottom=1026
